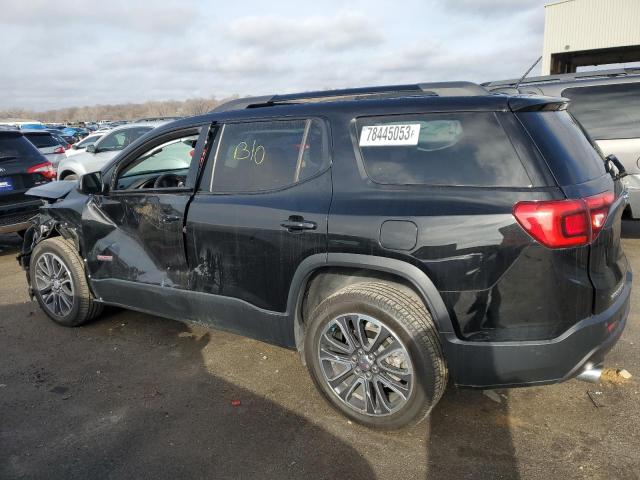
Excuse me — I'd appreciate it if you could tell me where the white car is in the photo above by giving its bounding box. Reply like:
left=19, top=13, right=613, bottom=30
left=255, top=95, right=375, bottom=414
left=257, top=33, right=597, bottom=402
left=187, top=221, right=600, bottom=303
left=65, top=133, right=104, bottom=157
left=22, top=130, right=67, bottom=167
left=57, top=123, right=165, bottom=180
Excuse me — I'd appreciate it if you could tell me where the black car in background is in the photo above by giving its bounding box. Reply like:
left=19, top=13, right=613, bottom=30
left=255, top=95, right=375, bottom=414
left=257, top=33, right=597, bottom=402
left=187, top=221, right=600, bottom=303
left=19, top=83, right=631, bottom=429
left=0, top=129, right=55, bottom=235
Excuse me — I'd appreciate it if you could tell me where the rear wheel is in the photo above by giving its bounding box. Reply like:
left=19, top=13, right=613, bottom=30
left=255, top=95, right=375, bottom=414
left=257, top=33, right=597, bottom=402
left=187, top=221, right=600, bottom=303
left=30, top=237, right=102, bottom=326
left=304, top=281, right=447, bottom=429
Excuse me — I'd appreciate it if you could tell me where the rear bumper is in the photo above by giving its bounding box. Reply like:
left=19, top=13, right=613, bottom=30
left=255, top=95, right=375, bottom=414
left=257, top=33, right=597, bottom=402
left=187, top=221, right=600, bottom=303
left=443, top=269, right=632, bottom=388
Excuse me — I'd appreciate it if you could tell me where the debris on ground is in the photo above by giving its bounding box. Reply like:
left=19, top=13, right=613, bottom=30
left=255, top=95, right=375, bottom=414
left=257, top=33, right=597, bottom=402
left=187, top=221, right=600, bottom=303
left=483, top=390, right=502, bottom=404
left=587, top=390, right=605, bottom=408
left=231, top=399, right=241, bottom=407
left=600, top=368, right=633, bottom=384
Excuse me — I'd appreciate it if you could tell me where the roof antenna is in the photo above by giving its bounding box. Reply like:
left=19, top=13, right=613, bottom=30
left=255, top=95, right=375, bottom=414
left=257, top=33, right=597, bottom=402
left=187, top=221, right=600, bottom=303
left=514, top=56, right=542, bottom=91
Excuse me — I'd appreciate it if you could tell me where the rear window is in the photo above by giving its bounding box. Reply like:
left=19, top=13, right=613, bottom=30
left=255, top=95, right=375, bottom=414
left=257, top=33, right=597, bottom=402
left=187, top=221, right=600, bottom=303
left=356, top=113, right=531, bottom=187
left=24, top=133, right=59, bottom=148
left=0, top=134, right=43, bottom=163
left=517, top=110, right=606, bottom=186
left=562, top=82, right=640, bottom=140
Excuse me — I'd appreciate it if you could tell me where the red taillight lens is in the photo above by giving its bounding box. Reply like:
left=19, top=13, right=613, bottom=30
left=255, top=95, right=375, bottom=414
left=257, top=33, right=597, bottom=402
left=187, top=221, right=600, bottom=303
left=586, top=191, right=614, bottom=239
left=53, top=146, right=65, bottom=154
left=513, top=191, right=613, bottom=249
left=27, top=161, right=57, bottom=180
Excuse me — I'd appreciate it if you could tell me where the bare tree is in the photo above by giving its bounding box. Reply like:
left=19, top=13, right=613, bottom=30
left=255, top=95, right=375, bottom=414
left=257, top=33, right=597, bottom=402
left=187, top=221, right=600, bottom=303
left=0, top=95, right=235, bottom=123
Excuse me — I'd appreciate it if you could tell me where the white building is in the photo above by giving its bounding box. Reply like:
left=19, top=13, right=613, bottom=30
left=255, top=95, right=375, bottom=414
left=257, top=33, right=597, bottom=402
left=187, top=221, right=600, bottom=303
left=542, top=0, right=640, bottom=74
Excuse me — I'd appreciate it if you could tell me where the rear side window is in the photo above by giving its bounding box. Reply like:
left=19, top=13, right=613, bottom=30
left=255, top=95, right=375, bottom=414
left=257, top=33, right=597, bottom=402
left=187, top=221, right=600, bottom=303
left=210, top=119, right=328, bottom=192
left=24, top=133, right=58, bottom=148
left=0, top=134, right=43, bottom=163
left=562, top=83, right=640, bottom=140
left=356, top=113, right=531, bottom=187
left=518, top=110, right=606, bottom=186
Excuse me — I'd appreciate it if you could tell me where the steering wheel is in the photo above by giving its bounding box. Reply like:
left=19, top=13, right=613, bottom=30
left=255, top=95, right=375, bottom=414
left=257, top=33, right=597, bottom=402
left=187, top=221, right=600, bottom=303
left=153, top=173, right=184, bottom=189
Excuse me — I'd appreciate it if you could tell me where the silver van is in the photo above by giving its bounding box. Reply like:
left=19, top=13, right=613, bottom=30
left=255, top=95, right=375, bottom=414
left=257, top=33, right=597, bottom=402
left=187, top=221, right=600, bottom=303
left=484, top=68, right=640, bottom=219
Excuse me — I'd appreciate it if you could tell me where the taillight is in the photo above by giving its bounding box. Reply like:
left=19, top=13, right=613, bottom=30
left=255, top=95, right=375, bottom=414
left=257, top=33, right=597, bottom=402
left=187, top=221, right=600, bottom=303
left=513, top=191, right=614, bottom=249
left=585, top=191, right=614, bottom=239
left=27, top=161, right=57, bottom=180
left=53, top=146, right=65, bottom=154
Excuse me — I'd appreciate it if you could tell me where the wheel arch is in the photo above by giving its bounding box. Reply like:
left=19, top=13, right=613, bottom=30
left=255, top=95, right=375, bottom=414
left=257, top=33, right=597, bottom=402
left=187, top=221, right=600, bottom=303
left=288, top=253, right=454, bottom=356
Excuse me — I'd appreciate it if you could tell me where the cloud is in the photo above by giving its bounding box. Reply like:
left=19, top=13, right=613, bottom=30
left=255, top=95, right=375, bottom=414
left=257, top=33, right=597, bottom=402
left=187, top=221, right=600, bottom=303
left=0, top=0, right=550, bottom=111
left=439, top=0, right=547, bottom=16
left=226, top=13, right=385, bottom=51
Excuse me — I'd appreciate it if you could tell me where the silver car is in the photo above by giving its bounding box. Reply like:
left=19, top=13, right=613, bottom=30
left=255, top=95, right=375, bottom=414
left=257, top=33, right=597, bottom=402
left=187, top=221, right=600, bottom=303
left=22, top=130, right=67, bottom=168
left=56, top=122, right=166, bottom=180
left=484, top=68, right=640, bottom=219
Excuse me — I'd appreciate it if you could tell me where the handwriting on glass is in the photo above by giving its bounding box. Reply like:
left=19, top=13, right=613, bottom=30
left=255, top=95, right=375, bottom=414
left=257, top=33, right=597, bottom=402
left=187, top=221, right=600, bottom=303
left=233, top=141, right=265, bottom=165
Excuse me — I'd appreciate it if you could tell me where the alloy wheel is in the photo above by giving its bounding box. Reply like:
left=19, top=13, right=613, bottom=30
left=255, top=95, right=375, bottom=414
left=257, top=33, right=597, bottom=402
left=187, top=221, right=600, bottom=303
left=34, top=252, right=75, bottom=317
left=317, top=313, right=414, bottom=416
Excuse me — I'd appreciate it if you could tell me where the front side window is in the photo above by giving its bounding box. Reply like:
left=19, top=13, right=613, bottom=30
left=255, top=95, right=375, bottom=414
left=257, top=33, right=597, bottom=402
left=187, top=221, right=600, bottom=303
left=562, top=82, right=640, bottom=140
left=356, top=113, right=531, bottom=187
left=210, top=119, right=328, bottom=192
left=115, top=134, right=199, bottom=190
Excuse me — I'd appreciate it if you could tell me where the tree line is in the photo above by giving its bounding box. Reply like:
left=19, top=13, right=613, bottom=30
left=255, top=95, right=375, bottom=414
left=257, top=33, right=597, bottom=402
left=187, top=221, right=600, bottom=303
left=0, top=96, right=239, bottom=123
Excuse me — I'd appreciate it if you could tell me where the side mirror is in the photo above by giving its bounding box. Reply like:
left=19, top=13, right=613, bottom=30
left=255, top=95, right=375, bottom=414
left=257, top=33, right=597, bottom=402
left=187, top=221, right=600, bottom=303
left=86, top=144, right=97, bottom=154
left=78, top=172, right=106, bottom=195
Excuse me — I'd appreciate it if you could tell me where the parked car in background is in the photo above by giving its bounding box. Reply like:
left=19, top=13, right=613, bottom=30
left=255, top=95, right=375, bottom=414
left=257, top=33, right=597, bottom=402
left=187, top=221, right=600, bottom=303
left=56, top=122, right=164, bottom=180
left=19, top=123, right=47, bottom=130
left=21, top=130, right=66, bottom=167
left=0, top=129, right=55, bottom=235
left=65, top=133, right=104, bottom=157
left=47, top=131, right=72, bottom=151
left=19, top=83, right=631, bottom=429
left=484, top=67, right=640, bottom=219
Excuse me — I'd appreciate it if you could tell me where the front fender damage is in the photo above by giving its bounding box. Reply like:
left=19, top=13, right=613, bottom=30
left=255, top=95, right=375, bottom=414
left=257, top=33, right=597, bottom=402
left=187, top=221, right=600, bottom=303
left=17, top=211, right=83, bottom=300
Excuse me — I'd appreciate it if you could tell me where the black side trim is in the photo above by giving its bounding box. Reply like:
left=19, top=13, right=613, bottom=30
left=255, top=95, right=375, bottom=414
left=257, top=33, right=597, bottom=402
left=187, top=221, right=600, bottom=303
left=91, top=279, right=294, bottom=348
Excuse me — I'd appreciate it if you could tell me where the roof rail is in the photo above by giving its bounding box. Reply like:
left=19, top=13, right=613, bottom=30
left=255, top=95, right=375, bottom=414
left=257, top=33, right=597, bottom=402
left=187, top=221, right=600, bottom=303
left=210, top=81, right=488, bottom=113
left=483, top=67, right=640, bottom=88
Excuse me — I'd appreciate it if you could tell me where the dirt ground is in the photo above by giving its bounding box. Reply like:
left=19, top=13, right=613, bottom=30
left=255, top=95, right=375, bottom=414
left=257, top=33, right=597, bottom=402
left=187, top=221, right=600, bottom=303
left=1, top=223, right=639, bottom=480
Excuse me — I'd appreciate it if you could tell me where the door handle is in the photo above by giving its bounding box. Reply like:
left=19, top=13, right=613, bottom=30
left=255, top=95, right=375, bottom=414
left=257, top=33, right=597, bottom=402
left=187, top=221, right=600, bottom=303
left=161, top=214, right=181, bottom=223
left=281, top=216, right=317, bottom=232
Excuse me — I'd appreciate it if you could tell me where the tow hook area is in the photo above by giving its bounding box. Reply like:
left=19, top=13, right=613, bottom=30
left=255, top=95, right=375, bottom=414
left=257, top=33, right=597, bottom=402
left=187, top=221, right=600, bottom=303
left=576, top=363, right=604, bottom=383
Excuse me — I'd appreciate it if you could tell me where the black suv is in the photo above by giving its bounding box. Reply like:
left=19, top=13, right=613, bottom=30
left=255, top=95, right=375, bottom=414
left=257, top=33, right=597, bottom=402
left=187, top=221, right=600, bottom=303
left=0, top=129, right=55, bottom=235
left=19, top=83, right=632, bottom=429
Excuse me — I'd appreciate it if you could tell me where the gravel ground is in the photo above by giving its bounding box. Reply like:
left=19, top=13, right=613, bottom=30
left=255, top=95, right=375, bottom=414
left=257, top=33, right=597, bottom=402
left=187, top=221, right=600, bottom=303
left=0, top=224, right=639, bottom=480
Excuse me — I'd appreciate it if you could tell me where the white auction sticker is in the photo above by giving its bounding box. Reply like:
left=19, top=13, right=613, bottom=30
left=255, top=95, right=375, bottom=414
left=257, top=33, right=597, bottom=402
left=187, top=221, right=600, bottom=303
left=359, top=124, right=421, bottom=146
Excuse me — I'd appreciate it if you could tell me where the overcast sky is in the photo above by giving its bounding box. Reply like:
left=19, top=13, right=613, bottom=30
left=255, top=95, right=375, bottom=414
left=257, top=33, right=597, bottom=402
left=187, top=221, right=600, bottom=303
left=0, top=0, right=548, bottom=111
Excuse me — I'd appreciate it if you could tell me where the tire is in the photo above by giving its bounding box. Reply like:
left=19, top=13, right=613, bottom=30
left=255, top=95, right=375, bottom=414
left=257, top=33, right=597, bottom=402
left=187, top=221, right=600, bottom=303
left=304, top=281, right=447, bottom=430
left=30, top=236, right=103, bottom=327
left=63, top=174, right=78, bottom=181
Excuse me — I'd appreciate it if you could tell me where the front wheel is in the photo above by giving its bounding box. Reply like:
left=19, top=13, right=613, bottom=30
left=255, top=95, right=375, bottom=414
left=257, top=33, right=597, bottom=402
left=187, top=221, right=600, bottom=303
left=30, top=237, right=102, bottom=326
left=304, top=282, right=447, bottom=430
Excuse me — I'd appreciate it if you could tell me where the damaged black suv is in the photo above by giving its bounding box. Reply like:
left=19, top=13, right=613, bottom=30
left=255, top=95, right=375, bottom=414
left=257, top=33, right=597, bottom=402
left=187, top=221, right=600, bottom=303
left=19, top=82, right=632, bottom=429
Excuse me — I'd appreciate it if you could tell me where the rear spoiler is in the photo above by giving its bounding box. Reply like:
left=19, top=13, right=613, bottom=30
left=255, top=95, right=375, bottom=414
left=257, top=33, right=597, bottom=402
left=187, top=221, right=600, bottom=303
left=508, top=96, right=569, bottom=112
